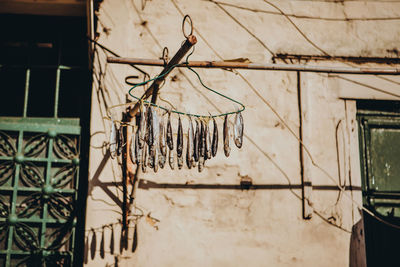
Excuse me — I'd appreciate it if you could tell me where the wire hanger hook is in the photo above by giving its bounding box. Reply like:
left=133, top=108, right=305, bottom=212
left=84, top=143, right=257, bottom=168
left=182, top=15, right=193, bottom=38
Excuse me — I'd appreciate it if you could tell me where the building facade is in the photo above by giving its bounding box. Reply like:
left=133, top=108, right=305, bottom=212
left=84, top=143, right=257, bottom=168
left=1, top=0, right=400, bottom=266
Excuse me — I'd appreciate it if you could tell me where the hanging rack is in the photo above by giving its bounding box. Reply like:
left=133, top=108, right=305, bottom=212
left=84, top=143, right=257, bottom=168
left=106, top=15, right=246, bottom=125
left=126, top=15, right=198, bottom=119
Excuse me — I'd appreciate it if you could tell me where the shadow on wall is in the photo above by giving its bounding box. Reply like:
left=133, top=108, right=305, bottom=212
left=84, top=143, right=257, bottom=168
left=349, top=218, right=366, bottom=267
left=83, top=220, right=138, bottom=267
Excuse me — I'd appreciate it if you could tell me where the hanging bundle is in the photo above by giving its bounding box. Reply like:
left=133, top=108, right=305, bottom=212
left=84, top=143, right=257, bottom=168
left=109, top=107, right=244, bottom=173
left=106, top=15, right=245, bottom=173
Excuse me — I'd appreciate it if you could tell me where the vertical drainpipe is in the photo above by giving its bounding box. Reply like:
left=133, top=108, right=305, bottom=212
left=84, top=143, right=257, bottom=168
left=297, top=71, right=313, bottom=219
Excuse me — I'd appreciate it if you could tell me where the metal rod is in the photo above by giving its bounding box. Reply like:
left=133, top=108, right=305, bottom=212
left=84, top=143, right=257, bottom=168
left=54, top=67, right=61, bottom=118
left=23, top=69, right=30, bottom=118
left=107, top=57, right=400, bottom=75
left=127, top=35, right=197, bottom=117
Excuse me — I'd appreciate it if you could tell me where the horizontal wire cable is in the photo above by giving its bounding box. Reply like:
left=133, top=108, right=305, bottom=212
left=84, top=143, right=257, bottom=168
left=171, top=0, right=355, bottom=232
left=207, top=0, right=400, bottom=21
left=201, top=0, right=400, bottom=230
left=262, top=0, right=329, bottom=56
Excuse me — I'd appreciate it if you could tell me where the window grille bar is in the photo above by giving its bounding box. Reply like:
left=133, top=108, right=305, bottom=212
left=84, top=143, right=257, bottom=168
left=0, top=156, right=72, bottom=164
left=5, top=130, right=24, bottom=266
left=54, top=68, right=61, bottom=118
left=23, top=69, right=30, bottom=118
left=41, top=138, right=54, bottom=248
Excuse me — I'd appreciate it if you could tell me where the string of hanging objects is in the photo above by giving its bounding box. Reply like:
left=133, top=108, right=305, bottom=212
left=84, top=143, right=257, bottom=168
left=107, top=15, right=245, bottom=173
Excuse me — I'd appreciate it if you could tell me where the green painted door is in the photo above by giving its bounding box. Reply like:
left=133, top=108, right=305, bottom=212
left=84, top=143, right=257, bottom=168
left=357, top=100, right=400, bottom=267
left=0, top=15, right=90, bottom=266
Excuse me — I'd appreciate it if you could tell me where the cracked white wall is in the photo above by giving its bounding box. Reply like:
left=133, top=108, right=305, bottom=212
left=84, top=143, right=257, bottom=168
left=85, top=0, right=400, bottom=266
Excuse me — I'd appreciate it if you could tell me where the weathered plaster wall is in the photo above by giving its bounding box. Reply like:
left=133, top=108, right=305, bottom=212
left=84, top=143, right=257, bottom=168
left=85, top=0, right=400, bottom=266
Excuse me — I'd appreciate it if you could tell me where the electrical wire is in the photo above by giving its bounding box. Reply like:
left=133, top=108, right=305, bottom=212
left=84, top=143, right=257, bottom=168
left=292, top=0, right=400, bottom=2
left=261, top=0, right=329, bottom=56
left=253, top=3, right=400, bottom=229
left=258, top=0, right=400, bottom=92
left=92, top=44, right=126, bottom=199
left=169, top=0, right=356, bottom=232
left=206, top=0, right=400, bottom=21
left=333, top=75, right=400, bottom=99
left=211, top=1, right=275, bottom=57
left=97, top=0, right=400, bottom=232
left=172, top=0, right=400, bottom=230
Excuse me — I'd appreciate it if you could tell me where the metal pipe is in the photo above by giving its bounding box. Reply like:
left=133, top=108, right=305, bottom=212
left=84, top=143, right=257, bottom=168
left=23, top=69, right=30, bottom=118
left=54, top=67, right=61, bottom=118
left=127, top=35, right=197, bottom=117
left=107, top=57, right=400, bottom=75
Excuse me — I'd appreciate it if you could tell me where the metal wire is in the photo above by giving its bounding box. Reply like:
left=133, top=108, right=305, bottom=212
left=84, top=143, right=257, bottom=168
left=121, top=45, right=245, bottom=120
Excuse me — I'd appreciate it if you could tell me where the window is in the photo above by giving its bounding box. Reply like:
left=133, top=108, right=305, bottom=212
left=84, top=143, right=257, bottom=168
left=357, top=100, right=400, bottom=267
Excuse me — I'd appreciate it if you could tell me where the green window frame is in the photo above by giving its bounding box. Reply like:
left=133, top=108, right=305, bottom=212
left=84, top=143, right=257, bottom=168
left=357, top=101, right=400, bottom=267
left=358, top=110, right=400, bottom=218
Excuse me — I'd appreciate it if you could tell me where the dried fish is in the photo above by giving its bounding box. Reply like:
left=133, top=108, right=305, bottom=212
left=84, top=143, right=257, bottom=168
left=148, top=145, right=154, bottom=169
left=142, top=142, right=147, bottom=173
left=177, top=153, right=183, bottom=169
left=177, top=116, right=183, bottom=157
left=193, top=119, right=199, bottom=162
left=198, top=156, right=204, bottom=172
left=135, top=127, right=142, bottom=165
left=117, top=126, right=124, bottom=156
left=192, top=155, right=196, bottom=168
left=187, top=116, right=194, bottom=168
left=146, top=106, right=153, bottom=146
left=168, top=147, right=175, bottom=170
left=151, top=108, right=159, bottom=173
left=211, top=117, right=218, bottom=157
left=234, top=112, right=244, bottom=148
left=186, top=145, right=192, bottom=169
left=159, top=153, right=166, bottom=169
left=199, top=120, right=205, bottom=158
left=129, top=129, right=135, bottom=164
left=159, top=115, right=167, bottom=157
left=110, top=121, right=117, bottom=158
left=223, top=115, right=230, bottom=157
left=138, top=105, right=147, bottom=148
left=153, top=150, right=159, bottom=172
left=205, top=120, right=211, bottom=160
left=166, top=112, right=174, bottom=150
